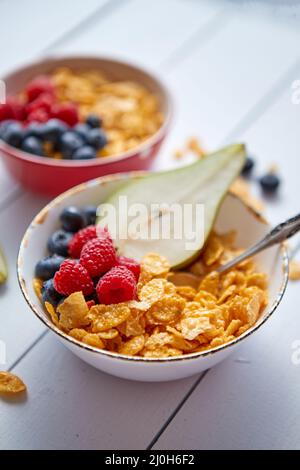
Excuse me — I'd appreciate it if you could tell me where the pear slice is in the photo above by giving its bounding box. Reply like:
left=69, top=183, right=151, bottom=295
left=0, top=245, right=8, bottom=284
left=97, top=143, right=246, bottom=268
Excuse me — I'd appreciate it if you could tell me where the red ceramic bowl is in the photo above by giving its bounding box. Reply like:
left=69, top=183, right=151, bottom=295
left=0, top=56, right=172, bottom=196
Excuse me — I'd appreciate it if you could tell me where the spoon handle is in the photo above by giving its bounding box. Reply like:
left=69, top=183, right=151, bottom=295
left=217, top=213, right=300, bottom=274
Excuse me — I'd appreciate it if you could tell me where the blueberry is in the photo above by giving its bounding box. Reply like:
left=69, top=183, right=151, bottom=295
left=86, top=114, right=102, bottom=128
left=23, top=123, right=45, bottom=139
left=87, top=128, right=107, bottom=150
left=42, top=119, right=68, bottom=143
left=41, top=279, right=63, bottom=306
left=259, top=173, right=281, bottom=194
left=82, top=205, right=97, bottom=225
left=73, top=123, right=90, bottom=142
left=21, top=136, right=44, bottom=156
left=35, top=254, right=65, bottom=281
left=241, top=156, right=255, bottom=177
left=59, top=131, right=84, bottom=158
left=1, top=121, right=23, bottom=147
left=47, top=229, right=73, bottom=256
left=72, top=145, right=96, bottom=160
left=60, top=206, right=85, bottom=232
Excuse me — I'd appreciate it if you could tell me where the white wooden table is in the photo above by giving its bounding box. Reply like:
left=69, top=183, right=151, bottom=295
left=1, top=0, right=300, bottom=450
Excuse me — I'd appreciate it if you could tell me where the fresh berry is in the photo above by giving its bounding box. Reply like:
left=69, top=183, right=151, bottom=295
left=259, top=173, right=281, bottom=194
left=87, top=128, right=107, bottom=150
left=68, top=225, right=97, bottom=258
left=26, top=92, right=54, bottom=115
left=60, top=206, right=85, bottom=232
left=21, top=136, right=44, bottom=155
left=59, top=131, right=84, bottom=158
left=1, top=121, right=23, bottom=147
left=25, top=75, right=54, bottom=102
left=27, top=108, right=49, bottom=124
left=41, top=278, right=63, bottom=306
left=86, top=114, right=102, bottom=128
left=96, top=266, right=137, bottom=304
left=80, top=238, right=117, bottom=277
left=52, top=102, right=79, bottom=126
left=0, top=103, right=14, bottom=122
left=72, top=145, right=96, bottom=160
left=241, top=156, right=255, bottom=177
left=6, top=96, right=26, bottom=121
left=117, top=256, right=140, bottom=282
left=47, top=230, right=73, bottom=256
left=82, top=205, right=97, bottom=225
left=53, top=259, right=94, bottom=296
left=73, top=123, right=90, bottom=141
left=35, top=254, right=65, bottom=281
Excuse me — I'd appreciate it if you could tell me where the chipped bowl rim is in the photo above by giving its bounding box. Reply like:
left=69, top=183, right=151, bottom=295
left=17, top=172, right=289, bottom=363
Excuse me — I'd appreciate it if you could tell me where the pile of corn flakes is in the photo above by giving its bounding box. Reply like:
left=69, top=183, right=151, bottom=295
left=40, top=231, right=268, bottom=358
left=52, top=68, right=164, bottom=157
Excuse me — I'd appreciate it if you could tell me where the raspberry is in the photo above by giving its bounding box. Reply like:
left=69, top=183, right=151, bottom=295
left=26, top=92, right=54, bottom=115
left=27, top=108, right=49, bottom=124
left=117, top=256, right=140, bottom=281
left=53, top=259, right=93, bottom=296
left=80, top=238, right=117, bottom=277
left=96, top=266, right=137, bottom=304
left=52, top=102, right=79, bottom=126
left=25, top=75, right=54, bottom=102
left=68, top=225, right=97, bottom=258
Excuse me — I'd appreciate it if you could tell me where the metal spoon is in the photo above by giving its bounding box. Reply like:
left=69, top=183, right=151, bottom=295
left=217, top=213, right=300, bottom=274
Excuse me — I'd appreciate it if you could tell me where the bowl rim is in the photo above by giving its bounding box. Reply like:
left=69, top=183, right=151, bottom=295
left=17, top=172, right=289, bottom=363
left=0, top=54, right=173, bottom=167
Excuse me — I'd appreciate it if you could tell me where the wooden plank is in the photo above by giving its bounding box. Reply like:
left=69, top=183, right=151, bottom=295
left=53, top=0, right=222, bottom=68
left=0, top=333, right=197, bottom=450
left=0, top=192, right=49, bottom=369
left=159, top=11, right=300, bottom=171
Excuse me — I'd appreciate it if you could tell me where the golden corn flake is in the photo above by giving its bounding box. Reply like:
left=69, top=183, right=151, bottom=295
left=33, top=278, right=43, bottom=301
left=203, top=234, right=224, bottom=266
left=119, top=335, right=145, bottom=356
left=180, top=316, right=212, bottom=340
left=147, top=295, right=185, bottom=324
left=176, top=285, right=197, bottom=301
left=0, top=371, right=26, bottom=394
left=45, top=301, right=60, bottom=327
left=139, top=278, right=175, bottom=304
left=58, top=292, right=90, bottom=331
left=289, top=260, right=300, bottom=281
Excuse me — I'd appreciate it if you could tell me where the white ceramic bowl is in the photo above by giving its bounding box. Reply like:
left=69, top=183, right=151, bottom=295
left=18, top=173, right=289, bottom=382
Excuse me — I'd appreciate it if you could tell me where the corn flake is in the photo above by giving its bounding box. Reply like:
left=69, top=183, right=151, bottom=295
left=0, top=371, right=26, bottom=394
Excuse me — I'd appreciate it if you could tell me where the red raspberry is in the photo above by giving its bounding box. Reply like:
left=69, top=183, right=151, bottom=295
left=68, top=225, right=97, bottom=258
left=27, top=108, right=49, bottom=123
left=53, top=259, right=93, bottom=296
left=6, top=96, right=26, bottom=121
left=52, top=102, right=79, bottom=126
left=25, top=75, right=54, bottom=102
left=80, top=238, right=117, bottom=277
left=96, top=266, right=137, bottom=304
left=26, top=92, right=54, bottom=115
left=117, top=256, right=140, bottom=281
left=0, top=103, right=14, bottom=121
